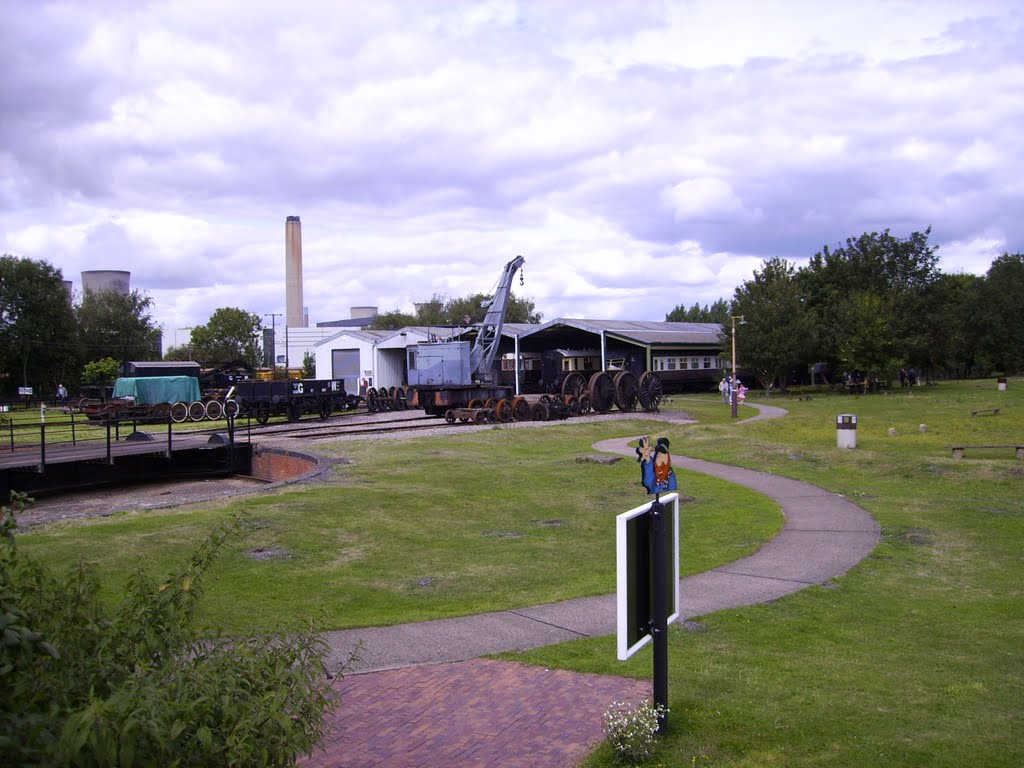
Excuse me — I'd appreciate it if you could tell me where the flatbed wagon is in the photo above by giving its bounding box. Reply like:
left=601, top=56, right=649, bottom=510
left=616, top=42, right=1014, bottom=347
left=233, top=379, right=359, bottom=424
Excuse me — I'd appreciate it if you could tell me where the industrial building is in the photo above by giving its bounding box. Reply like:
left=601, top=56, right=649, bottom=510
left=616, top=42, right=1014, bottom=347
left=314, top=319, right=727, bottom=394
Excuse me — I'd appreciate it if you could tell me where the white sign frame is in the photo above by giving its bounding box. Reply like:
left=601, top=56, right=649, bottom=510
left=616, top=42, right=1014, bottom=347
left=616, top=492, right=680, bottom=660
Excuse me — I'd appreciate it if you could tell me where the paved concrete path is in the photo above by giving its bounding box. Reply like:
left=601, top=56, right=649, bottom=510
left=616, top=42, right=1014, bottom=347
left=321, top=402, right=878, bottom=674
left=303, top=402, right=881, bottom=767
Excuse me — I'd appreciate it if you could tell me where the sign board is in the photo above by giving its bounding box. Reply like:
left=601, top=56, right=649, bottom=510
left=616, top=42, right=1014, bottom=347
left=616, top=492, right=680, bottom=660
left=18, top=387, right=33, bottom=396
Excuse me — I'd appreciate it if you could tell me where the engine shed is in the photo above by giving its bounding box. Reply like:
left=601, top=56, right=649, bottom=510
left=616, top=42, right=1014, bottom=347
left=315, top=319, right=729, bottom=396
left=508, top=319, right=727, bottom=394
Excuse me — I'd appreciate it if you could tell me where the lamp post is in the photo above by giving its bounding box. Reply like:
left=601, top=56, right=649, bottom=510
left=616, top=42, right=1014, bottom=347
left=730, top=315, right=745, bottom=418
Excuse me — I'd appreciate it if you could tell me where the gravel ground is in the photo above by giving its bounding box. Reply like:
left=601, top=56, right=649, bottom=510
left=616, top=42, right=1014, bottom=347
left=15, top=406, right=694, bottom=529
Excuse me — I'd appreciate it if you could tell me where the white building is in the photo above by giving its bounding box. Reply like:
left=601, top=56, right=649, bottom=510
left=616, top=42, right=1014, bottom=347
left=314, top=327, right=432, bottom=393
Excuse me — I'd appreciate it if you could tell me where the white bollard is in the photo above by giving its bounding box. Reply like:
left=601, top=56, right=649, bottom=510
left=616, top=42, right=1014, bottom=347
left=837, top=414, right=857, bottom=449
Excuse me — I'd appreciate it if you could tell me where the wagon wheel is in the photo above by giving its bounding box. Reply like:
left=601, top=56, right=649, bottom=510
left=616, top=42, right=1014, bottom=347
left=538, top=394, right=551, bottom=405
left=170, top=402, right=189, bottom=423
left=561, top=371, right=587, bottom=399
left=224, top=399, right=240, bottom=419
left=467, top=398, right=484, bottom=410
left=577, top=393, right=592, bottom=415
left=564, top=395, right=580, bottom=417
left=394, top=386, right=408, bottom=410
left=445, top=409, right=457, bottom=424
left=484, top=398, right=497, bottom=409
left=205, top=400, right=224, bottom=420
left=494, top=398, right=513, bottom=423
left=319, top=396, right=332, bottom=420
left=511, top=397, right=531, bottom=422
left=530, top=403, right=550, bottom=421
left=613, top=370, right=639, bottom=412
left=255, top=402, right=271, bottom=425
left=365, top=387, right=379, bottom=413
left=587, top=371, right=615, bottom=414
left=474, top=410, right=489, bottom=424
left=638, top=371, right=664, bottom=412
left=188, top=401, right=206, bottom=422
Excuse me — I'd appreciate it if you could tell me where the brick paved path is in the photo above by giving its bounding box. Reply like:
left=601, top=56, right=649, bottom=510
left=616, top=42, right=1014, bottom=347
left=300, top=659, right=650, bottom=768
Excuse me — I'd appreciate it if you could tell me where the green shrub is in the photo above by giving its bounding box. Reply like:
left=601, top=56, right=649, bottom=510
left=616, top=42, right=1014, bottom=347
left=1, top=494, right=344, bottom=767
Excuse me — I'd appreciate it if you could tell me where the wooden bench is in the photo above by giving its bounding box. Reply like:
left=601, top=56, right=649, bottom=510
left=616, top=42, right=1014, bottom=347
left=946, top=445, right=1024, bottom=459
left=970, top=408, right=1001, bottom=417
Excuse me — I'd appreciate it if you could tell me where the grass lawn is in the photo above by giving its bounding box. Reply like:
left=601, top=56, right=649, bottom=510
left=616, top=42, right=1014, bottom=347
left=506, top=379, right=1024, bottom=767
left=11, top=379, right=1023, bottom=765
left=13, top=415, right=781, bottom=632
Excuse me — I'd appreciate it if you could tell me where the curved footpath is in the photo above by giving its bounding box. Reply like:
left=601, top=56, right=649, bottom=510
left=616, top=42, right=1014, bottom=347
left=304, top=403, right=881, bottom=768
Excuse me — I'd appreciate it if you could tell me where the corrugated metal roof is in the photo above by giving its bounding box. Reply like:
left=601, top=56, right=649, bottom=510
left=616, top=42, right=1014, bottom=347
left=521, top=319, right=723, bottom=346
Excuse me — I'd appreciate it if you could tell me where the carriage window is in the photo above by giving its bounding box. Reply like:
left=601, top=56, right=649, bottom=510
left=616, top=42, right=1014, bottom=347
left=666, top=359, right=676, bottom=370
left=583, top=358, right=595, bottom=371
left=703, top=357, right=712, bottom=368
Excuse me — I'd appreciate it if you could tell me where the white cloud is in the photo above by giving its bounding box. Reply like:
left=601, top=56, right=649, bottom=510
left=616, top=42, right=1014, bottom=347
left=1, top=0, right=1022, bottom=342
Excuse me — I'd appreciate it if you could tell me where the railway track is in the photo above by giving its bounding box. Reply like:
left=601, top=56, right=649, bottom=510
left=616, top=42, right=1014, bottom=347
left=185, top=411, right=441, bottom=441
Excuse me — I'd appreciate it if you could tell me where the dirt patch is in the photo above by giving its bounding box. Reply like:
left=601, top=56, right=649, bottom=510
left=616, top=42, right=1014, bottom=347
left=15, top=476, right=273, bottom=528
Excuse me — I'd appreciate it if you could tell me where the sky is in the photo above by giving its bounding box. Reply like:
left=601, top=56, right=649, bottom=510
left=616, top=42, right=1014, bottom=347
left=3, top=0, right=1023, bottom=351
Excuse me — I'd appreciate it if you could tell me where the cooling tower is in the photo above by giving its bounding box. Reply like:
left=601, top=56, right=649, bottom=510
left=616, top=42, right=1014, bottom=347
left=82, top=270, right=130, bottom=295
left=350, top=306, right=379, bottom=319
left=285, top=216, right=306, bottom=328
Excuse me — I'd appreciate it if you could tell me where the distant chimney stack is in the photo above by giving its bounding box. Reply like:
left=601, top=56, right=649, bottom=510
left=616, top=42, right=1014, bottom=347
left=285, top=216, right=306, bottom=328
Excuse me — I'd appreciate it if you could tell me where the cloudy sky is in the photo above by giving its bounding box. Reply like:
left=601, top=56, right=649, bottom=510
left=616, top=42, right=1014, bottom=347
left=3, top=0, right=1022, bottom=349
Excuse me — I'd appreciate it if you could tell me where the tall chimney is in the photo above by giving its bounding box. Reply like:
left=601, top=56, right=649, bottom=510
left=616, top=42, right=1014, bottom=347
left=285, top=216, right=306, bottom=328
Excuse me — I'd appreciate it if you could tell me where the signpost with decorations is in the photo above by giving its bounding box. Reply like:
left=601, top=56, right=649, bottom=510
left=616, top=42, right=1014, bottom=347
left=616, top=436, right=680, bottom=734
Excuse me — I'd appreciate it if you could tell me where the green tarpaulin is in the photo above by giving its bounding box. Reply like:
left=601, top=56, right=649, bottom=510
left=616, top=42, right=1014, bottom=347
left=112, top=376, right=201, bottom=405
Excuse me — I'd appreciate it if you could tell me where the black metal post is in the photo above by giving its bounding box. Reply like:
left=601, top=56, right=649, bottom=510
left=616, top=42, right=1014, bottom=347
left=650, top=498, right=669, bottom=734
left=39, top=423, right=46, bottom=472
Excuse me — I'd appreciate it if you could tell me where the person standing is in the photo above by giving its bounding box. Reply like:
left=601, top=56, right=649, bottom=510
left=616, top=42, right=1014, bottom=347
left=56, top=383, right=68, bottom=406
left=719, top=376, right=730, bottom=404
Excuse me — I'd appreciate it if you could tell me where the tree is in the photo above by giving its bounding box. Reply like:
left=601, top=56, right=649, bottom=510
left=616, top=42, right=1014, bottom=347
left=918, top=272, right=982, bottom=378
left=0, top=254, right=77, bottom=394
left=666, top=298, right=730, bottom=323
left=188, top=308, right=262, bottom=367
left=731, top=258, right=817, bottom=388
left=442, top=293, right=542, bottom=325
left=162, top=344, right=193, bottom=362
left=75, top=288, right=162, bottom=364
left=969, top=253, right=1024, bottom=375
left=370, top=291, right=542, bottom=330
left=798, top=229, right=940, bottom=376
left=368, top=310, right=416, bottom=330
left=81, top=357, right=121, bottom=386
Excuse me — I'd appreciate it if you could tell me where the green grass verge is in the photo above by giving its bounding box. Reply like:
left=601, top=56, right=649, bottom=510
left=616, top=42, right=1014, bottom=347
left=505, top=379, right=1024, bottom=767
left=15, top=419, right=781, bottom=632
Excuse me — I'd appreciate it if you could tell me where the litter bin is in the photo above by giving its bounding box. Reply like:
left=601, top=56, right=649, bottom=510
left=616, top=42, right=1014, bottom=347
left=997, top=377, right=1007, bottom=391
left=837, top=413, right=857, bottom=449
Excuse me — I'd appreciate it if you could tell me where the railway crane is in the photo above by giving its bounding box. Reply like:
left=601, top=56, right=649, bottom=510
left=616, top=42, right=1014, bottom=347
left=407, top=255, right=525, bottom=419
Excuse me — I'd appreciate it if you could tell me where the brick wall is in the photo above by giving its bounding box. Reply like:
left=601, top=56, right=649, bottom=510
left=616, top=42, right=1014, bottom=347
left=249, top=447, right=319, bottom=482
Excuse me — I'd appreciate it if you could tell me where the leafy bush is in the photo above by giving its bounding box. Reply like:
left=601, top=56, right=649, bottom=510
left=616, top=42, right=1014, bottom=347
left=1, top=494, right=344, bottom=766
left=601, top=700, right=668, bottom=763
